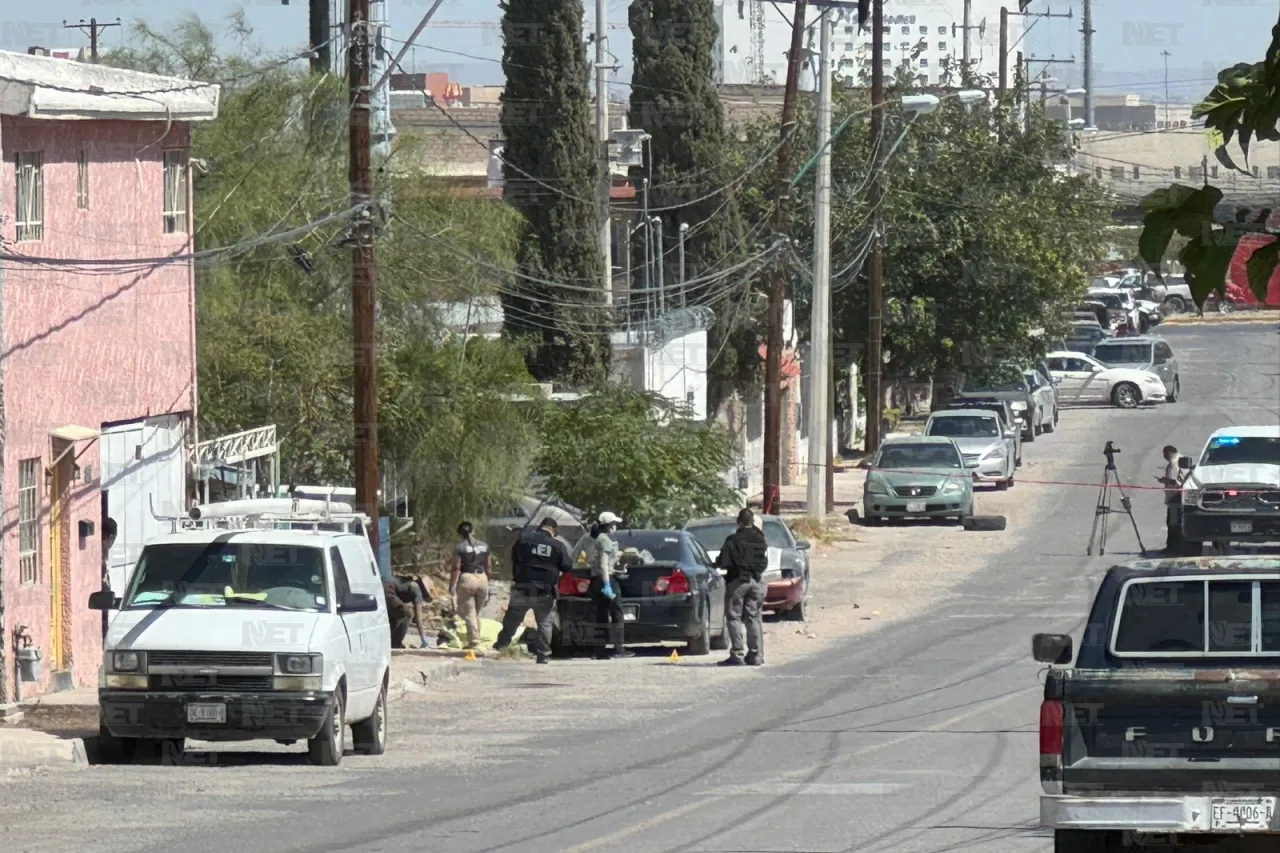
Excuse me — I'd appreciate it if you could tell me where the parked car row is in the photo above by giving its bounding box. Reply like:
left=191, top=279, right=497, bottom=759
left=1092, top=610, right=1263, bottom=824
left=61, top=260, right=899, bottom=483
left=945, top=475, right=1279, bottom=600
left=548, top=514, right=814, bottom=657
left=1047, top=334, right=1181, bottom=408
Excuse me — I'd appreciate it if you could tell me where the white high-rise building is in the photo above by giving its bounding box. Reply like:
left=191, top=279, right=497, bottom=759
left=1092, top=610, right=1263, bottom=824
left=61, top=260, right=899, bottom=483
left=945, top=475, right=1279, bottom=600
left=712, top=0, right=1024, bottom=89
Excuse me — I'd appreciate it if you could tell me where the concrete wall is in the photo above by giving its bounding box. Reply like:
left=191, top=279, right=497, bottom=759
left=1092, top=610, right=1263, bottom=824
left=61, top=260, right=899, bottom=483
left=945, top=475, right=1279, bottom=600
left=0, top=116, right=195, bottom=697
left=611, top=327, right=710, bottom=421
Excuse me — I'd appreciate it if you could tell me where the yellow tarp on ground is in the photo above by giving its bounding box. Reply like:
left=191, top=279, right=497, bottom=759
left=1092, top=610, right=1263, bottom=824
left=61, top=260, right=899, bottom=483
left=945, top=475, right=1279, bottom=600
left=437, top=615, right=510, bottom=649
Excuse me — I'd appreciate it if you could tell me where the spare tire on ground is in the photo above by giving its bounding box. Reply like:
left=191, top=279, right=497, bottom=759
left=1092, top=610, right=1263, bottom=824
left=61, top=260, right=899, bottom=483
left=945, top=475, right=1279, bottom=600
left=962, top=515, right=1007, bottom=531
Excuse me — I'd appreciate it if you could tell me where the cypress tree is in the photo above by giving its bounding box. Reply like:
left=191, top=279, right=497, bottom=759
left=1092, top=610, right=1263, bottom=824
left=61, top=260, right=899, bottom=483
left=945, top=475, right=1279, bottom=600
left=629, top=0, right=753, bottom=414
left=500, top=0, right=609, bottom=383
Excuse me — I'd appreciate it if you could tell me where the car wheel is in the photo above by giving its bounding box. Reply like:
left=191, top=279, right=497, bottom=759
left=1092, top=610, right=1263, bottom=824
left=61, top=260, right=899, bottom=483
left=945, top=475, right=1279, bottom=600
left=95, top=726, right=139, bottom=764
left=1111, top=382, right=1140, bottom=409
left=862, top=514, right=882, bottom=526
left=1164, top=295, right=1186, bottom=314
left=308, top=688, right=345, bottom=767
left=686, top=604, right=712, bottom=655
left=995, top=478, right=1009, bottom=491
left=1006, top=473, right=1015, bottom=488
left=351, top=678, right=388, bottom=755
left=1167, top=377, right=1179, bottom=403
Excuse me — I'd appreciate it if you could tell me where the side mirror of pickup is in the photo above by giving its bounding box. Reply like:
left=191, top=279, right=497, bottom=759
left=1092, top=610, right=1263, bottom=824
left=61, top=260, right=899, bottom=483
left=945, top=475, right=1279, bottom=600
left=1032, top=632, right=1073, bottom=665
left=1178, top=455, right=1194, bottom=471
left=88, top=589, right=120, bottom=611
left=339, top=592, right=379, bottom=614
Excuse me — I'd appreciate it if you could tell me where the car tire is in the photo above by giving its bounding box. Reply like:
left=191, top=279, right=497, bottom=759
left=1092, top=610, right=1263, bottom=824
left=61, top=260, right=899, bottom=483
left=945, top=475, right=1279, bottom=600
left=308, top=688, right=345, bottom=767
left=687, top=605, right=712, bottom=656
left=1164, top=295, right=1186, bottom=314
left=1054, top=829, right=1114, bottom=852
left=351, top=678, right=388, bottom=756
left=152, top=738, right=185, bottom=766
left=1111, top=382, right=1140, bottom=408
left=862, top=514, right=882, bottom=526
left=784, top=593, right=807, bottom=621
left=1167, top=377, right=1179, bottom=403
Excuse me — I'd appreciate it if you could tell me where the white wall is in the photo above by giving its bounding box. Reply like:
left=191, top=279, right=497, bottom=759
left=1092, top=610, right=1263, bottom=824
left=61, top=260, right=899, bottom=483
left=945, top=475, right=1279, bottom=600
left=611, top=328, right=709, bottom=420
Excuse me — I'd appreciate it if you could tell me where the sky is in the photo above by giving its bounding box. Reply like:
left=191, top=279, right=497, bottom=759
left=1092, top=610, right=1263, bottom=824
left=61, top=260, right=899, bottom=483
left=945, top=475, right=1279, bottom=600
left=3, top=0, right=1275, bottom=101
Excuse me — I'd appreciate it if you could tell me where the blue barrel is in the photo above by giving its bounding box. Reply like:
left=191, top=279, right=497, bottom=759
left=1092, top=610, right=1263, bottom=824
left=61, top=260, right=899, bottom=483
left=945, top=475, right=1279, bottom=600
left=378, top=516, right=392, bottom=579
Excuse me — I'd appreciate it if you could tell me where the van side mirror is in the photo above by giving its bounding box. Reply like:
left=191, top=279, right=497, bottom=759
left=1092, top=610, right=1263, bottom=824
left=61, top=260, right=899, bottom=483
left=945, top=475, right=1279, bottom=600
left=88, top=589, right=120, bottom=611
left=339, top=592, right=378, bottom=614
left=1178, top=455, right=1193, bottom=471
left=1032, top=633, right=1073, bottom=664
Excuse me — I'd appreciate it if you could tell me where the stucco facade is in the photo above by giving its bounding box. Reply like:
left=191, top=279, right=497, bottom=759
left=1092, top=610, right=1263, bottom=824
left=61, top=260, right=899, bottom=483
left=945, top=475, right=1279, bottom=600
left=0, top=51, right=218, bottom=701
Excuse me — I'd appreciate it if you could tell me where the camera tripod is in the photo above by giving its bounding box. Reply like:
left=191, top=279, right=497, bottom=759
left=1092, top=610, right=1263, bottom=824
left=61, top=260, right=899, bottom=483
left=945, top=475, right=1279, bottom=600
left=1087, top=442, right=1148, bottom=557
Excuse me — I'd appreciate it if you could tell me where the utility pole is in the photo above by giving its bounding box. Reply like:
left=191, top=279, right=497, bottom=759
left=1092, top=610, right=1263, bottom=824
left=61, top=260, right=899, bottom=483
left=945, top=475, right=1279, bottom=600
left=595, top=0, right=613, bottom=305
left=961, top=0, right=972, bottom=85
left=865, top=0, right=885, bottom=455
left=807, top=7, right=832, bottom=519
left=1081, top=0, right=1093, bottom=129
left=348, top=0, right=381, bottom=554
left=309, top=0, right=331, bottom=73
left=998, top=7, right=1008, bottom=96
left=762, top=0, right=809, bottom=514
left=1161, top=50, right=1171, bottom=127
left=62, top=18, right=119, bottom=63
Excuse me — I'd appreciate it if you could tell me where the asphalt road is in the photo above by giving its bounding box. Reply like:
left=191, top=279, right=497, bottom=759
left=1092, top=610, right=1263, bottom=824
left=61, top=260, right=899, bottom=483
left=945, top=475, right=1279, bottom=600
left=4, top=322, right=1278, bottom=853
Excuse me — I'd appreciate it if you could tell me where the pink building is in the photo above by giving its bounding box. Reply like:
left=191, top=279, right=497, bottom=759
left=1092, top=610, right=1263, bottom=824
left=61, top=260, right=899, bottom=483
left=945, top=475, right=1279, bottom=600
left=0, top=51, right=219, bottom=701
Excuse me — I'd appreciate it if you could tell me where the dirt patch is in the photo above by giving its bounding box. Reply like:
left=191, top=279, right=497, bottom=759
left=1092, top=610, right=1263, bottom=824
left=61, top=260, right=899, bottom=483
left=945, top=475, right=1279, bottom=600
left=13, top=705, right=99, bottom=737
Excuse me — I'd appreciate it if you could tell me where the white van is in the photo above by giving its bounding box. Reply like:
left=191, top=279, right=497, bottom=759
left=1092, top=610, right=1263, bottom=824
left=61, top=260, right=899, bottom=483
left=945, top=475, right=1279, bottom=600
left=89, top=505, right=391, bottom=766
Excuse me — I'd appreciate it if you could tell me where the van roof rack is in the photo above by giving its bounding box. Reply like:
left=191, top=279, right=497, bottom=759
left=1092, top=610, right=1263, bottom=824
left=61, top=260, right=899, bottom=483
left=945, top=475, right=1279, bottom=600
left=173, top=510, right=371, bottom=535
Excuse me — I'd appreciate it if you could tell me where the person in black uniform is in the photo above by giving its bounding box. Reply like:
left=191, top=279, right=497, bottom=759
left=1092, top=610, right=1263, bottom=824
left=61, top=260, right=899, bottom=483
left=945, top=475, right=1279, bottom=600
left=493, top=516, right=572, bottom=664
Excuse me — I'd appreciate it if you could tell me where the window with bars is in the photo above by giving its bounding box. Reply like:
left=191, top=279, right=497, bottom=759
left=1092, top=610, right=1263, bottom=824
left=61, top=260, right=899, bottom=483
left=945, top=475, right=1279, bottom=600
left=1270, top=166, right=1280, bottom=179
left=163, top=149, right=188, bottom=234
left=15, top=151, right=43, bottom=241
left=1254, top=166, right=1262, bottom=178
left=1110, top=166, right=1125, bottom=180
left=1174, top=166, right=1182, bottom=178
left=77, top=150, right=89, bottom=209
left=19, top=458, right=39, bottom=584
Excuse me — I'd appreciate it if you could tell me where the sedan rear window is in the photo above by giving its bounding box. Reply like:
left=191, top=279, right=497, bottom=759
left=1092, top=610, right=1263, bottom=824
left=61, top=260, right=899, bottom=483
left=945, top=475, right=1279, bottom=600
left=1112, top=578, right=1280, bottom=656
left=1092, top=342, right=1152, bottom=365
left=927, top=416, right=999, bottom=438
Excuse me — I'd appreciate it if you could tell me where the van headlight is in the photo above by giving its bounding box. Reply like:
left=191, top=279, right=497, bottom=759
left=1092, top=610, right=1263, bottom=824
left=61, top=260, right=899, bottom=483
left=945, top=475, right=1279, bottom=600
left=275, top=654, right=322, bottom=675
left=109, top=651, right=144, bottom=673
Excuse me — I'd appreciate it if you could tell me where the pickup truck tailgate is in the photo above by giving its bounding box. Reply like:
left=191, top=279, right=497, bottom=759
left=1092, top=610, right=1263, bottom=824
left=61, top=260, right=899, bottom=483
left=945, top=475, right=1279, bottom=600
left=1054, top=669, right=1280, bottom=793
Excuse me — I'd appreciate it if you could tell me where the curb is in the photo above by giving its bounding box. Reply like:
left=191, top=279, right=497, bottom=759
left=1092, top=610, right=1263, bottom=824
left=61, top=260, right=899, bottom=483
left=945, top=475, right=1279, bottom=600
left=391, top=659, right=461, bottom=702
left=0, top=731, right=88, bottom=770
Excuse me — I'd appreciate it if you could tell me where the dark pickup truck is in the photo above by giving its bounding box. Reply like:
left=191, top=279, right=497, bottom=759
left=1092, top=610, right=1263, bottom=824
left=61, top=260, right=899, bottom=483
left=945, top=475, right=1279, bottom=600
left=1035, top=556, right=1280, bottom=851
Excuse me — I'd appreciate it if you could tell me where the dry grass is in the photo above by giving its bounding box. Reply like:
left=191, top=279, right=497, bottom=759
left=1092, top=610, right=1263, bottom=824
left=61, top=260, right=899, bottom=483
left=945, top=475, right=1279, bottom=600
left=785, top=516, right=837, bottom=545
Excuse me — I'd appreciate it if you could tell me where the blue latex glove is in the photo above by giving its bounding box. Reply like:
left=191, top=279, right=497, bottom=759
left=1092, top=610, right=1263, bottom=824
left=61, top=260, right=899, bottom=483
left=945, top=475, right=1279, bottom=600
left=602, top=581, right=615, bottom=599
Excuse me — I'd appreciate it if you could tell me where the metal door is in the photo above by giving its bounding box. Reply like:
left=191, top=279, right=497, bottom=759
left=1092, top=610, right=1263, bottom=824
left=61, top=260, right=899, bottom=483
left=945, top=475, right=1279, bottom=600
left=49, top=438, right=73, bottom=672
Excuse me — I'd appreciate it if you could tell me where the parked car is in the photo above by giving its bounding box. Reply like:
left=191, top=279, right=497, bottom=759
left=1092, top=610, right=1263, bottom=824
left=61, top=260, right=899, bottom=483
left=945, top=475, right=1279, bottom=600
left=484, top=496, right=585, bottom=575
left=923, top=409, right=1017, bottom=490
left=1060, top=320, right=1110, bottom=355
left=1085, top=288, right=1142, bottom=335
left=1178, top=425, right=1280, bottom=550
left=683, top=515, right=812, bottom=621
left=554, top=529, right=727, bottom=655
left=955, top=371, right=1043, bottom=441
left=1023, top=367, right=1059, bottom=432
left=1034, top=555, right=1280, bottom=851
left=1089, top=335, right=1180, bottom=402
left=862, top=435, right=976, bottom=524
left=932, top=398, right=1023, bottom=467
left=1073, top=302, right=1109, bottom=328
left=1045, top=350, right=1169, bottom=408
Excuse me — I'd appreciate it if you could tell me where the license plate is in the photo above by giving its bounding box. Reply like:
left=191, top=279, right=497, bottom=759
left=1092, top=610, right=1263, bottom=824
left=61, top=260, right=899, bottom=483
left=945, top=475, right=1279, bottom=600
left=1212, top=797, right=1275, bottom=830
left=186, top=702, right=226, bottom=724
left=905, top=501, right=927, bottom=513
left=623, top=607, right=637, bottom=622
left=1231, top=520, right=1253, bottom=534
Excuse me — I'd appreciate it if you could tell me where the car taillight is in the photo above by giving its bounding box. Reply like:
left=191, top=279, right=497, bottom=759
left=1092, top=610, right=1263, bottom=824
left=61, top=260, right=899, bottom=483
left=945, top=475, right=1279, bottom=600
left=558, top=574, right=590, bottom=596
left=1040, top=700, right=1064, bottom=756
left=654, top=569, right=690, bottom=594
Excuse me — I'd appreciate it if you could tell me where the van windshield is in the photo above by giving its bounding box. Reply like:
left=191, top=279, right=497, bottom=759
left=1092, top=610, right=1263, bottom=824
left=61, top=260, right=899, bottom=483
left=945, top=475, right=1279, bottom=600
left=122, top=542, right=329, bottom=612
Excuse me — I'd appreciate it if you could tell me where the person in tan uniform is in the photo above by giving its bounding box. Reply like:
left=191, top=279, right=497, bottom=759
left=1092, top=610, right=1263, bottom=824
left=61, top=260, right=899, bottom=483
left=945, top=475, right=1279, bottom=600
left=449, top=521, right=491, bottom=649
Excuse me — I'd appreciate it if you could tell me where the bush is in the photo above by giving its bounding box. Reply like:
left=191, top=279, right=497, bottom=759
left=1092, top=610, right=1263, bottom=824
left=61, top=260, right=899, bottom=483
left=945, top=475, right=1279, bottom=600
left=534, top=388, right=739, bottom=528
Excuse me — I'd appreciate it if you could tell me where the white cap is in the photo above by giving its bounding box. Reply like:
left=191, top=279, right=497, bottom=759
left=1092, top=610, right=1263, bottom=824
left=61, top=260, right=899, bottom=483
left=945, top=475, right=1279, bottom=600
left=598, top=511, right=622, bottom=525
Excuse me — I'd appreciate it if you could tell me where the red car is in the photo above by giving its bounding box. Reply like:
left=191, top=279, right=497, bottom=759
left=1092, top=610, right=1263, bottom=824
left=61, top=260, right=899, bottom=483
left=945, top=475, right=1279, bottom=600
left=683, top=515, right=813, bottom=621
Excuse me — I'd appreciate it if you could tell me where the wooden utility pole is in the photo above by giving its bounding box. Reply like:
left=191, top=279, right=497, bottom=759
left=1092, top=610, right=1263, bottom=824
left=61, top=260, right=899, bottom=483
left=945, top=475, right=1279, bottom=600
left=62, top=18, right=120, bottom=63
left=865, top=0, right=885, bottom=455
left=348, top=0, right=381, bottom=553
left=761, top=0, right=810, bottom=515
left=309, top=0, right=331, bottom=74
left=998, top=7, right=1008, bottom=96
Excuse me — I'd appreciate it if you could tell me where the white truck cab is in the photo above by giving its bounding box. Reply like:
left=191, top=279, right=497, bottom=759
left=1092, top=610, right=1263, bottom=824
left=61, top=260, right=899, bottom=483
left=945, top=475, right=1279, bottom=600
left=89, top=502, right=391, bottom=766
left=1180, top=425, right=1280, bottom=549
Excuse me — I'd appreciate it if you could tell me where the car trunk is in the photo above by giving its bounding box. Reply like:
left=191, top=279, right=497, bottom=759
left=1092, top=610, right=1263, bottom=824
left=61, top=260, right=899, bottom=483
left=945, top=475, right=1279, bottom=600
left=1055, top=669, right=1280, bottom=794
left=612, top=560, right=685, bottom=598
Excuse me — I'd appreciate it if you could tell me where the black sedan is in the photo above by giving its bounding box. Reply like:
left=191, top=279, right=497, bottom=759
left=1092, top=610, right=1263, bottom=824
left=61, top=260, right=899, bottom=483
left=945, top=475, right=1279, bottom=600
left=552, top=529, right=728, bottom=656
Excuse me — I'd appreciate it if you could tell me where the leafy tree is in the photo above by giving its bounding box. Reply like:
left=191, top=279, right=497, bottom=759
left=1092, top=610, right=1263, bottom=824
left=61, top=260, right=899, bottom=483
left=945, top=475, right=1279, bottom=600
left=629, top=0, right=754, bottom=413
left=1138, top=15, right=1280, bottom=306
left=499, top=0, right=609, bottom=384
left=533, top=388, right=739, bottom=527
left=105, top=14, right=540, bottom=538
